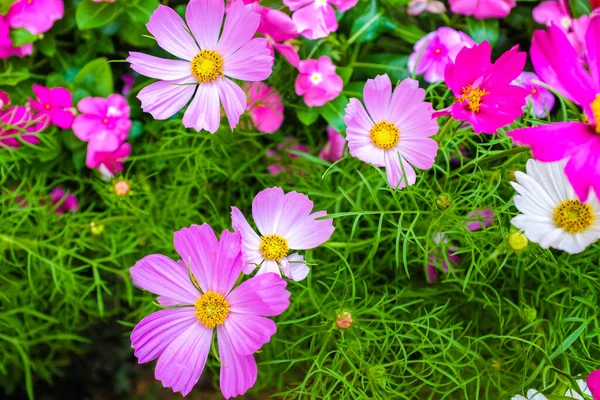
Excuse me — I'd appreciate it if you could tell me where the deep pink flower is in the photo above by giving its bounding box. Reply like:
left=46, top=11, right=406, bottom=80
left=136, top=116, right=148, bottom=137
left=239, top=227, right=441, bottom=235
left=253, top=4, right=300, bottom=67
left=266, top=136, right=308, bottom=175
left=449, top=0, right=515, bottom=19
left=408, top=27, right=475, bottom=83
left=244, top=82, right=284, bottom=134
left=508, top=17, right=600, bottom=201
left=0, top=90, right=9, bottom=109
left=130, top=224, right=290, bottom=398
left=533, top=0, right=590, bottom=57
left=231, top=187, right=335, bottom=281
left=29, top=84, right=75, bottom=129
left=465, top=209, right=494, bottom=231
left=127, top=0, right=273, bottom=133
left=344, top=75, right=439, bottom=189
left=7, top=0, right=64, bottom=35
left=87, top=142, right=131, bottom=177
left=511, top=72, right=555, bottom=118
left=0, top=106, right=44, bottom=148
left=441, top=41, right=527, bottom=134
left=0, top=14, right=32, bottom=59
left=588, top=370, right=600, bottom=400
left=121, top=73, right=135, bottom=96
left=283, top=0, right=358, bottom=40
left=72, top=94, right=131, bottom=154
left=408, top=0, right=446, bottom=15
left=50, top=186, right=78, bottom=214
left=295, top=56, right=343, bottom=107
left=319, top=126, right=345, bottom=162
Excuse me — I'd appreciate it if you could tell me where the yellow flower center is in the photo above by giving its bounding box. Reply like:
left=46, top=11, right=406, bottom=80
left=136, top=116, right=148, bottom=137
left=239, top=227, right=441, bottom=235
left=591, top=94, right=600, bottom=134
left=459, top=84, right=489, bottom=113
left=194, top=291, right=229, bottom=328
left=191, top=50, right=224, bottom=83
left=259, top=234, right=289, bottom=261
left=370, top=121, right=399, bottom=150
left=553, top=199, right=596, bottom=233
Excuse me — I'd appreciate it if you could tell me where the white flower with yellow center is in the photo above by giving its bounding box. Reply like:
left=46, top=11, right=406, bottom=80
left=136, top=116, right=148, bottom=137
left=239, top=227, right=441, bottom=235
left=511, top=159, right=600, bottom=254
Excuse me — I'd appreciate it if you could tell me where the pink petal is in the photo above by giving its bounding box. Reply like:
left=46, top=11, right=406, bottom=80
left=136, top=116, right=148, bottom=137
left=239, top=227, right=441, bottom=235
left=216, top=78, right=246, bottom=130
left=280, top=253, right=310, bottom=281
left=217, top=0, right=260, bottom=58
left=586, top=14, right=600, bottom=89
left=283, top=0, right=313, bottom=12
left=32, top=84, right=50, bottom=104
left=293, top=4, right=337, bottom=40
left=218, top=329, right=257, bottom=399
left=330, top=0, right=359, bottom=12
left=564, top=138, right=600, bottom=202
left=182, top=83, right=221, bottom=133
left=173, top=224, right=219, bottom=294
left=273, top=43, right=300, bottom=67
left=147, top=5, right=198, bottom=61
left=587, top=370, right=600, bottom=400
left=363, top=74, right=392, bottom=123
left=49, top=109, right=74, bottom=129
left=48, top=86, right=72, bottom=108
left=155, top=321, right=212, bottom=396
left=224, top=38, right=273, bottom=81
left=397, top=137, right=438, bottom=170
left=482, top=45, right=527, bottom=91
left=71, top=115, right=102, bottom=141
left=345, top=99, right=385, bottom=167
left=130, top=254, right=199, bottom=304
left=252, top=187, right=286, bottom=235
left=387, top=78, right=428, bottom=128
left=261, top=190, right=315, bottom=237
left=217, top=313, right=276, bottom=356
left=227, top=272, right=290, bottom=316
left=127, top=52, right=192, bottom=80
left=445, top=41, right=492, bottom=96
left=211, top=230, right=244, bottom=295
left=137, top=77, right=196, bottom=120
left=284, top=210, right=335, bottom=249
left=131, top=308, right=197, bottom=363
left=384, top=151, right=416, bottom=189
left=185, top=0, right=223, bottom=50
left=231, top=206, right=263, bottom=272
left=256, top=259, right=281, bottom=275
left=77, top=97, right=107, bottom=116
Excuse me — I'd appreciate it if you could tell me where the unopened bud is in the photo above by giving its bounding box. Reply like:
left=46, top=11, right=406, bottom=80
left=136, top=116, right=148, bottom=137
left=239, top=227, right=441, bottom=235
left=114, top=180, right=130, bottom=197
left=436, top=193, right=452, bottom=210
left=521, top=305, right=537, bottom=323
left=335, top=311, right=353, bottom=330
left=90, top=221, right=105, bottom=236
left=508, top=231, right=528, bottom=251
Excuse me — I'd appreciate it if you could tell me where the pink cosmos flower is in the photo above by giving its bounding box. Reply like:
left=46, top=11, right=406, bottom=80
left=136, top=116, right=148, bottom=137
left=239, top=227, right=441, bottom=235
left=508, top=17, right=600, bottom=201
left=283, top=0, right=358, bottom=40
left=344, top=74, right=439, bottom=189
left=320, top=126, right=345, bottom=162
left=296, top=56, right=343, bottom=107
left=29, top=84, right=75, bottom=129
left=231, top=187, right=335, bottom=281
left=511, top=72, right=555, bottom=118
left=533, top=0, right=590, bottom=57
left=441, top=41, right=528, bottom=134
left=7, top=0, right=64, bottom=35
left=0, top=15, right=32, bottom=59
left=127, top=0, right=273, bottom=134
left=449, top=0, right=516, bottom=19
left=408, top=27, right=475, bottom=83
left=0, top=90, right=9, bottom=109
left=253, top=4, right=300, bottom=67
left=465, top=209, right=495, bottom=231
left=426, top=233, right=461, bottom=284
left=266, top=136, right=309, bottom=175
left=87, top=142, right=131, bottom=177
left=72, top=94, right=131, bottom=154
left=408, top=0, right=446, bottom=15
left=0, top=106, right=44, bottom=148
left=244, top=82, right=284, bottom=134
left=50, top=186, right=78, bottom=214
left=589, top=370, right=600, bottom=400
left=121, top=73, right=135, bottom=96
left=130, top=224, right=290, bottom=398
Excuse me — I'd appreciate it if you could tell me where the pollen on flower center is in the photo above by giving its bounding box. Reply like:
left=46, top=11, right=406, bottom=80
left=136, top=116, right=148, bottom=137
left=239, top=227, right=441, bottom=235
left=315, top=0, right=327, bottom=6
left=370, top=121, right=400, bottom=150
left=553, top=199, right=596, bottom=233
left=194, top=291, right=230, bottom=328
left=459, top=84, right=489, bottom=113
left=259, top=234, right=289, bottom=261
left=191, top=50, right=224, bottom=83
left=591, top=94, right=600, bottom=134
left=310, top=73, right=323, bottom=84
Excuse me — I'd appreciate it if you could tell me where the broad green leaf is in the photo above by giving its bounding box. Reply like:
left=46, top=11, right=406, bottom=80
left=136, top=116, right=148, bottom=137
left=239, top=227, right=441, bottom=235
left=9, top=28, right=37, bottom=46
left=466, top=16, right=499, bottom=46
left=297, top=108, right=320, bottom=126
left=392, top=23, right=426, bottom=44
left=39, top=35, right=57, bottom=57
left=568, top=0, right=591, bottom=18
left=318, top=95, right=349, bottom=132
left=73, top=58, right=114, bottom=97
left=337, top=67, right=354, bottom=85
left=348, top=0, right=389, bottom=44
left=76, top=0, right=122, bottom=30
left=125, top=0, right=159, bottom=24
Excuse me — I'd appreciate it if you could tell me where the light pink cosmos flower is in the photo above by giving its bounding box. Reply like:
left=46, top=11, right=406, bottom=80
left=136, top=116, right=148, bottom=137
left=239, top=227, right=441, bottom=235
left=511, top=72, right=555, bottom=118
left=0, top=106, right=44, bottom=148
left=344, top=74, right=439, bottom=189
left=0, top=14, right=32, bottom=59
left=440, top=41, right=528, bottom=134
left=29, top=84, right=75, bottom=129
left=408, top=27, right=475, bottom=83
left=296, top=56, right=343, bottom=107
left=127, top=0, right=273, bottom=134
left=244, top=82, right=284, bottom=134
left=253, top=4, right=300, bottom=67
left=449, top=0, right=516, bottom=19
left=72, top=94, right=131, bottom=155
left=508, top=16, right=600, bottom=201
left=130, top=224, right=290, bottom=398
left=7, top=0, right=64, bottom=35
left=408, top=0, right=446, bottom=15
left=50, top=186, right=78, bottom=214
left=87, top=142, right=131, bottom=178
left=283, top=0, right=358, bottom=40
left=266, top=136, right=309, bottom=175
left=231, top=187, right=335, bottom=281
left=320, top=126, right=345, bottom=162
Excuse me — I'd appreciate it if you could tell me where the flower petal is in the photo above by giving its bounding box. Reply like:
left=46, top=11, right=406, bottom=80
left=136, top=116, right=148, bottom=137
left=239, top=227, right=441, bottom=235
left=217, top=0, right=260, bottom=58
left=212, top=230, right=244, bottom=295
left=216, top=78, right=246, bottom=130
left=217, top=313, right=276, bottom=356
left=384, top=151, right=417, bottom=189
left=182, top=82, right=221, bottom=133
left=231, top=206, right=263, bottom=273
left=363, top=74, right=392, bottom=123
left=147, top=5, right=199, bottom=61
left=173, top=224, right=219, bottom=294
left=227, top=272, right=290, bottom=316
left=185, top=0, right=223, bottom=50
left=280, top=253, right=310, bottom=281
left=137, top=77, right=196, bottom=120
left=127, top=52, right=193, bottom=80
left=224, top=38, right=273, bottom=81
left=218, top=329, right=258, bottom=400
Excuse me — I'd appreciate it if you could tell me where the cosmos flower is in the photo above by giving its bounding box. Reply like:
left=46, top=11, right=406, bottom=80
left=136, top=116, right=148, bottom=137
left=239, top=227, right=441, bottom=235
left=87, top=142, right=131, bottom=178
left=319, top=126, right=345, bottom=162
left=0, top=106, right=45, bottom=148
left=50, top=186, right=78, bottom=214
left=127, top=0, right=273, bottom=133
left=511, top=159, right=600, bottom=255
left=283, top=0, right=358, bottom=40
left=441, top=41, right=527, bottom=134
left=344, top=74, right=439, bottom=189
left=231, top=187, right=335, bottom=281
left=407, top=0, right=446, bottom=16
left=244, top=82, right=284, bottom=134
left=532, top=0, right=590, bottom=57
left=295, top=56, right=343, bottom=107
left=266, top=136, right=309, bottom=175
left=449, top=0, right=516, bottom=19
left=130, top=224, right=290, bottom=398
left=252, top=3, right=300, bottom=67
left=511, top=389, right=547, bottom=400
left=465, top=209, right=495, bottom=231
left=6, top=0, right=64, bottom=35
left=29, top=84, right=75, bottom=129
left=408, top=27, right=475, bottom=83
left=511, top=72, right=555, bottom=118
left=0, top=14, right=32, bottom=59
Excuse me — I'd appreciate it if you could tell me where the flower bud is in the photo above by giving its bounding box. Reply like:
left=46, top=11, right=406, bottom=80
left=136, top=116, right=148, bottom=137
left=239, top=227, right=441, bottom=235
left=508, top=231, right=528, bottom=251
left=335, top=311, right=353, bottom=330
left=114, top=180, right=130, bottom=197
left=436, top=193, right=452, bottom=210
left=90, top=222, right=105, bottom=236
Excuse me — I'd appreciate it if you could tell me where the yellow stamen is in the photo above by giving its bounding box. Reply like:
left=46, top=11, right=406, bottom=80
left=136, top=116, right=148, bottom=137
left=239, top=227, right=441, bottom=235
left=259, top=234, right=289, bottom=261
left=191, top=50, right=224, bottom=83
left=459, top=84, right=489, bottom=113
left=369, top=121, right=399, bottom=150
left=194, top=291, right=229, bottom=328
left=591, top=94, right=600, bottom=134
left=553, top=199, right=595, bottom=233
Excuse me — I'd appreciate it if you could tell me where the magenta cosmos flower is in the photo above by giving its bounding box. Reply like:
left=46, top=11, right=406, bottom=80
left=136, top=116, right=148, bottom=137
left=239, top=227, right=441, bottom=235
left=7, top=0, right=64, bottom=35
left=130, top=224, right=290, bottom=398
left=0, top=15, right=32, bottom=59
left=449, top=0, right=515, bottom=19
left=296, top=56, right=343, bottom=107
left=50, top=186, right=78, bottom=214
left=344, top=74, right=439, bottom=189
left=442, top=41, right=527, bottom=134
left=408, top=27, right=475, bottom=83
left=244, top=82, right=284, bottom=134
left=0, top=106, right=45, bottom=148
left=127, top=0, right=273, bottom=134
left=508, top=17, right=600, bottom=201
left=283, top=0, right=358, bottom=40
left=29, top=84, right=74, bottom=129
left=231, top=187, right=335, bottom=281
left=589, top=370, right=600, bottom=400
left=253, top=4, right=300, bottom=67
left=533, top=0, right=590, bottom=57
left=0, top=90, right=10, bottom=109
left=320, top=126, right=345, bottom=162
left=511, top=72, right=555, bottom=118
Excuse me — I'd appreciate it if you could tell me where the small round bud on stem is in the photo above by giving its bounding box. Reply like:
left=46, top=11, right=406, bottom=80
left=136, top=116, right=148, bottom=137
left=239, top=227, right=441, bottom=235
left=508, top=231, right=528, bottom=251
left=335, top=311, right=353, bottom=330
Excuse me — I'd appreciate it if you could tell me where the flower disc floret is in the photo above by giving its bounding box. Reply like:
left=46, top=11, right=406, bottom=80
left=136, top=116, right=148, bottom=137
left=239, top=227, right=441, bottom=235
left=194, top=290, right=229, bottom=328
left=191, top=50, right=224, bottom=83
left=259, top=234, right=289, bottom=261
left=370, top=121, right=399, bottom=150
left=553, top=199, right=595, bottom=233
left=459, top=84, right=489, bottom=113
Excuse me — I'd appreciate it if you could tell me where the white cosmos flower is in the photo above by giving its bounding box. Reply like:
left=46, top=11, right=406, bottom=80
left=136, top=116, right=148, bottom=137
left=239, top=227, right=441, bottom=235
left=511, top=389, right=547, bottom=400
left=511, top=159, right=600, bottom=254
left=564, top=379, right=592, bottom=400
